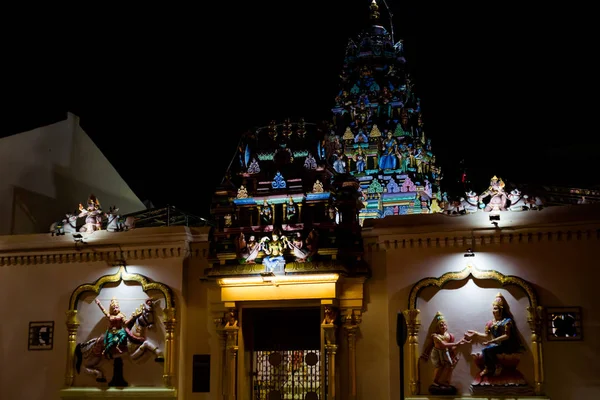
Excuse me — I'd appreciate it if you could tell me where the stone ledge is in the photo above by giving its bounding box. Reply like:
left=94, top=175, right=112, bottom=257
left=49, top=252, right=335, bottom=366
left=59, top=387, right=177, bottom=399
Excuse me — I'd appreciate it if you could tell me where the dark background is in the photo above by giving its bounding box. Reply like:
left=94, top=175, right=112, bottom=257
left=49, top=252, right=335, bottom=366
left=2, top=2, right=596, bottom=217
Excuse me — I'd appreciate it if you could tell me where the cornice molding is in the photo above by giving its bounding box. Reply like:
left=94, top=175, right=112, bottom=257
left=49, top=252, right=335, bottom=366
left=365, top=225, right=600, bottom=251
left=0, top=226, right=210, bottom=266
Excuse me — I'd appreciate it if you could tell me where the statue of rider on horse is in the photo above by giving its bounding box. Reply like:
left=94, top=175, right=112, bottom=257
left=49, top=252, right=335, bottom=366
left=75, top=297, right=164, bottom=383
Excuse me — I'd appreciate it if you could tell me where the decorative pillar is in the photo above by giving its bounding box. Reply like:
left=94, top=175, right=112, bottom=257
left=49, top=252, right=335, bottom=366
left=527, top=305, right=545, bottom=395
left=283, top=202, right=288, bottom=222
left=298, top=203, right=303, bottom=222
left=270, top=204, right=276, bottom=226
left=325, top=344, right=338, bottom=400
left=343, top=309, right=362, bottom=400
left=64, top=310, right=80, bottom=386
left=322, top=306, right=339, bottom=400
left=162, top=307, right=177, bottom=387
left=223, top=309, right=239, bottom=400
left=403, top=309, right=421, bottom=395
left=213, top=316, right=227, bottom=398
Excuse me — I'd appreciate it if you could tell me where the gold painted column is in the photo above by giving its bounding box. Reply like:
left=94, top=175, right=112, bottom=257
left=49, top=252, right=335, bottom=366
left=213, top=316, right=227, bottom=398
left=64, top=310, right=80, bottom=386
left=223, top=310, right=239, bottom=400
left=343, top=309, right=361, bottom=400
left=527, top=305, right=545, bottom=395
left=402, top=309, right=420, bottom=395
left=163, top=307, right=177, bottom=387
left=322, top=306, right=338, bottom=400
left=298, top=203, right=303, bottom=222
left=325, top=344, right=338, bottom=400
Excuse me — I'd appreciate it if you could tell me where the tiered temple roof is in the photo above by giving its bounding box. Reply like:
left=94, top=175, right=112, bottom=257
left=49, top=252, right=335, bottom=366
left=326, top=0, right=442, bottom=224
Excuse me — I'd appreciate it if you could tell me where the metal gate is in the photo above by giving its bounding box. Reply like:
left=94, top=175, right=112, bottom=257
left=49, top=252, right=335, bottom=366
left=252, top=349, right=321, bottom=399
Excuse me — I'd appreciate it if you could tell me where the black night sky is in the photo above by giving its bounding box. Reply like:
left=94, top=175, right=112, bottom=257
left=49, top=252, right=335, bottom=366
left=2, top=2, right=596, bottom=217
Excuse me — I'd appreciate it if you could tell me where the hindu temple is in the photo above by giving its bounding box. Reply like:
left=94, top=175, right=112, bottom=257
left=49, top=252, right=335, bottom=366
left=1, top=2, right=599, bottom=400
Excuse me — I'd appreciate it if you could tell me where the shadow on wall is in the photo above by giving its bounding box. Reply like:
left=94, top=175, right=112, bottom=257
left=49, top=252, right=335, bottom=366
left=10, top=187, right=64, bottom=235
left=9, top=166, right=146, bottom=235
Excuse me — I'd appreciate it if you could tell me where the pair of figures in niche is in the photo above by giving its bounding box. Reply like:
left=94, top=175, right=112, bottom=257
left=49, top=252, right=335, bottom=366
left=259, top=198, right=298, bottom=226
left=421, top=293, right=526, bottom=395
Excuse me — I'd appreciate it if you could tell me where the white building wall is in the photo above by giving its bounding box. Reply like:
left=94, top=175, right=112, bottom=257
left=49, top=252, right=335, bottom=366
left=361, top=204, right=600, bottom=400
left=0, top=113, right=145, bottom=235
left=0, top=226, right=210, bottom=400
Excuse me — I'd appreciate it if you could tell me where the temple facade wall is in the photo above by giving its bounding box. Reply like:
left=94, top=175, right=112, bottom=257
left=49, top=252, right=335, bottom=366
left=361, top=205, right=600, bottom=400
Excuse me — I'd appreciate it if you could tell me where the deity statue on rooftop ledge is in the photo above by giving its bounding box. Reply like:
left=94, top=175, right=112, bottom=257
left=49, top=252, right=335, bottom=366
left=478, top=176, right=508, bottom=212
left=79, top=194, right=103, bottom=233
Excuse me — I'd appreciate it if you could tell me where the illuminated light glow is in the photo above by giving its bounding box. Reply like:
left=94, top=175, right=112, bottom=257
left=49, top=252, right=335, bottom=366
left=306, top=193, right=331, bottom=201
left=219, top=273, right=340, bottom=286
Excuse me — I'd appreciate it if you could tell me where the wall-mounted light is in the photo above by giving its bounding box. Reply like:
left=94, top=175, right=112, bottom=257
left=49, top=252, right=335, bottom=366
left=260, top=272, right=276, bottom=282
left=464, top=248, right=475, bottom=257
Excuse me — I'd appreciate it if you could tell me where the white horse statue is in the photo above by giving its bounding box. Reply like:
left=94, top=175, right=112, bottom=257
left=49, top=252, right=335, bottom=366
left=74, top=299, right=164, bottom=382
left=50, top=213, right=78, bottom=236
left=462, top=190, right=480, bottom=213
left=105, top=206, right=135, bottom=232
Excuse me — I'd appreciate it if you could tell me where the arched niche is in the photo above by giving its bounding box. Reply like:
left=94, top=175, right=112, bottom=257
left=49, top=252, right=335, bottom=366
left=402, top=264, right=545, bottom=396
left=64, top=266, right=176, bottom=389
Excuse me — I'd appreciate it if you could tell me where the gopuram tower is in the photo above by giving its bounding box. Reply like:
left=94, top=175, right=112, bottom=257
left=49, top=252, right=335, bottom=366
left=327, top=0, right=443, bottom=225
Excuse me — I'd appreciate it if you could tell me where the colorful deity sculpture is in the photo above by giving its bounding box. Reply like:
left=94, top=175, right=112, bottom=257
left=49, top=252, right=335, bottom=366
left=76, top=297, right=164, bottom=383
left=464, top=293, right=527, bottom=388
left=95, top=297, right=128, bottom=358
left=478, top=176, right=508, bottom=212
left=78, top=194, right=103, bottom=233
left=421, top=312, right=465, bottom=394
left=260, top=230, right=286, bottom=273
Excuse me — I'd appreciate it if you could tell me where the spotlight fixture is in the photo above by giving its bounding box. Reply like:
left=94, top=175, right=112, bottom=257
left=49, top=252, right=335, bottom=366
left=72, top=233, right=86, bottom=244
left=489, top=214, right=500, bottom=221
left=260, top=272, right=276, bottom=282
left=464, top=248, right=475, bottom=257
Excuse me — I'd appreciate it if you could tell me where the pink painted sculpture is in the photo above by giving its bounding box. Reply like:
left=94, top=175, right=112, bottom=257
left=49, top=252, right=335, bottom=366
left=75, top=298, right=164, bottom=383
left=78, top=194, right=103, bottom=233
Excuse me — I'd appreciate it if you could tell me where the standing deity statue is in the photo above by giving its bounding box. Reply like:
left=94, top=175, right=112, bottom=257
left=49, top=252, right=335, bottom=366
left=421, top=312, right=465, bottom=394
left=79, top=194, right=103, bottom=233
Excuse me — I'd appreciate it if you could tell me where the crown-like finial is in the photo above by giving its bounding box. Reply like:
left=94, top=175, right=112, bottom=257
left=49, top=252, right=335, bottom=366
left=434, top=311, right=445, bottom=322
left=492, top=292, right=506, bottom=308
left=370, top=0, right=380, bottom=21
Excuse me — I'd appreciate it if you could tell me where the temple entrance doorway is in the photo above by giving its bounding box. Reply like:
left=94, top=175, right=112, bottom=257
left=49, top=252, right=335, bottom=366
left=243, top=307, right=322, bottom=400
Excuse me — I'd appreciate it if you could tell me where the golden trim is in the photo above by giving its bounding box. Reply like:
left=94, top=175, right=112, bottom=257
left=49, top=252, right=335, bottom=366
left=408, top=264, right=538, bottom=310
left=404, top=264, right=544, bottom=396
left=68, top=266, right=174, bottom=310
left=64, top=266, right=176, bottom=388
